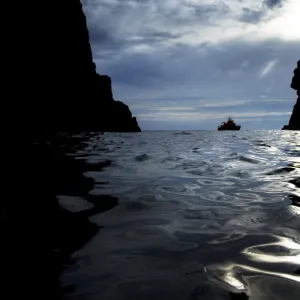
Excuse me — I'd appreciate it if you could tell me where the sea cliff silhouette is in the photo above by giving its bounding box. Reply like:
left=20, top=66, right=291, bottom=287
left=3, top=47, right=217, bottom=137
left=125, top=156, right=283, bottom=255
left=17, top=0, right=140, bottom=133
left=282, top=61, right=300, bottom=130
left=4, top=1, right=139, bottom=298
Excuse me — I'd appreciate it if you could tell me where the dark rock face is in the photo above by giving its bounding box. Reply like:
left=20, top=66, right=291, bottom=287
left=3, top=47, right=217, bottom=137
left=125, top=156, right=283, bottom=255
left=283, top=61, right=300, bottom=130
left=5, top=1, right=140, bottom=297
left=18, top=0, right=140, bottom=133
left=286, top=98, right=300, bottom=130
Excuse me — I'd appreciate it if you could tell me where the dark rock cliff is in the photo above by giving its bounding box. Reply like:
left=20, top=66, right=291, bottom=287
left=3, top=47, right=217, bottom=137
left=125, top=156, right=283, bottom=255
left=285, top=97, right=300, bottom=130
left=283, top=61, right=300, bottom=130
left=4, top=1, right=140, bottom=298
left=16, top=0, right=140, bottom=133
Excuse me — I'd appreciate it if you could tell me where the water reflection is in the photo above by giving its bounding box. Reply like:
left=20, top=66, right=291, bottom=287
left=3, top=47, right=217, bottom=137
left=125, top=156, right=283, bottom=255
left=27, top=133, right=119, bottom=298
left=289, top=177, right=300, bottom=207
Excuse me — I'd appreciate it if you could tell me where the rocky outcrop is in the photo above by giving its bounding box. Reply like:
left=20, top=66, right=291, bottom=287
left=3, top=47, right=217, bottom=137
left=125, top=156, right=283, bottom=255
left=283, top=61, right=300, bottom=130
left=284, top=98, right=300, bottom=130
left=17, top=0, right=140, bottom=133
left=5, top=2, right=140, bottom=298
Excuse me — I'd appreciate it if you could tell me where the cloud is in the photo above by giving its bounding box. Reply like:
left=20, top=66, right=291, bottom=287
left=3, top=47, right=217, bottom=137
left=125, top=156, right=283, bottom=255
left=259, top=59, right=278, bottom=78
left=239, top=0, right=286, bottom=24
left=82, top=0, right=300, bottom=130
left=264, top=0, right=285, bottom=9
left=239, top=8, right=266, bottom=24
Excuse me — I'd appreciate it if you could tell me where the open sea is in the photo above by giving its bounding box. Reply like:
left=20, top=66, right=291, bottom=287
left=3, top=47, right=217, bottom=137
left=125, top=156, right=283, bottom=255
left=59, top=130, right=300, bottom=300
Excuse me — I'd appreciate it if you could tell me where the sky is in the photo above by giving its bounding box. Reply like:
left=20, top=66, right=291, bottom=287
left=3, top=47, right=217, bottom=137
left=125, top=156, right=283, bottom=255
left=82, top=0, right=300, bottom=130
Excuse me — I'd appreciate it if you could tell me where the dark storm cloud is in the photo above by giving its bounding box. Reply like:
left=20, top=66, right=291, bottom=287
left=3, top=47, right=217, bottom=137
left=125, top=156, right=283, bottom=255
left=87, top=25, right=112, bottom=46
left=239, top=8, right=266, bottom=24
left=82, top=0, right=191, bottom=59
left=82, top=0, right=230, bottom=43
left=185, top=1, right=231, bottom=18
left=102, top=39, right=295, bottom=86
left=143, top=31, right=183, bottom=40
left=264, top=0, right=285, bottom=9
left=239, top=0, right=286, bottom=23
left=82, top=0, right=288, bottom=60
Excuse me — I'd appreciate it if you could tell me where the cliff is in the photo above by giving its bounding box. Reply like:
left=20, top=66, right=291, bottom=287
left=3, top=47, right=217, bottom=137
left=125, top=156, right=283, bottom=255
left=17, top=0, right=140, bottom=133
left=283, top=61, right=300, bottom=130
left=4, top=1, right=140, bottom=297
left=284, top=97, right=300, bottom=130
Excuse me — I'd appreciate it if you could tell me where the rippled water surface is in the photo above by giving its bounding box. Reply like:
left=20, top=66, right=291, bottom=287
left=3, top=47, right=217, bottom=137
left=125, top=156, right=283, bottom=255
left=60, top=131, right=300, bottom=300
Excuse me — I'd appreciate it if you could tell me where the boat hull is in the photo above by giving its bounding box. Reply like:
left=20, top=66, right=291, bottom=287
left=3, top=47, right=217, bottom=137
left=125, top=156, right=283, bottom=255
left=218, top=126, right=241, bottom=131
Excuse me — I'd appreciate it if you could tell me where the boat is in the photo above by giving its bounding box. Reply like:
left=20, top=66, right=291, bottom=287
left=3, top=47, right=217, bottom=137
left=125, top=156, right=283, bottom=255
left=218, top=117, right=241, bottom=131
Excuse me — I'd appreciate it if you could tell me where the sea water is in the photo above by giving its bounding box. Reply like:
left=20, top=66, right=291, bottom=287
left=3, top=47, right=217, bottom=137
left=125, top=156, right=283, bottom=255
left=60, top=130, right=300, bottom=300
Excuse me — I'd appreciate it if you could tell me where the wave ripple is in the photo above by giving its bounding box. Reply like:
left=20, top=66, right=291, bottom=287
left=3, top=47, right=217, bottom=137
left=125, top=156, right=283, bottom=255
left=61, top=131, right=300, bottom=300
